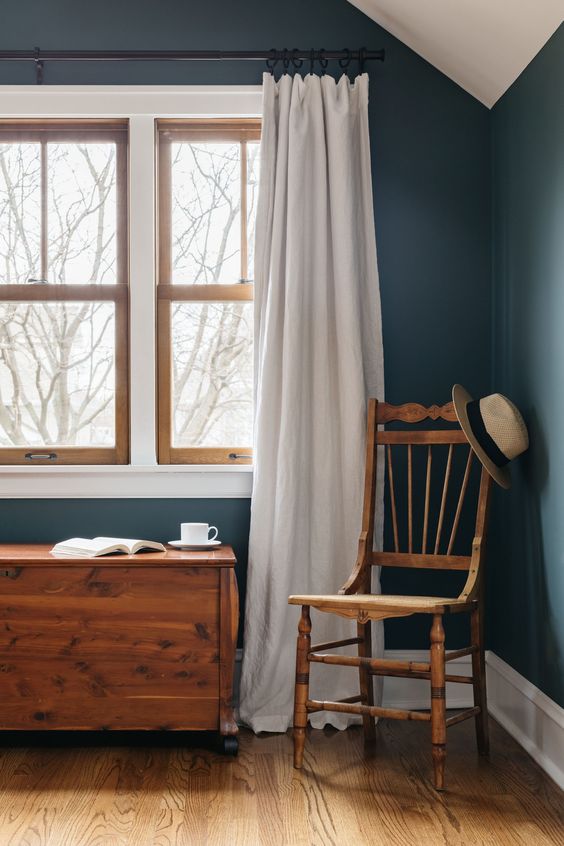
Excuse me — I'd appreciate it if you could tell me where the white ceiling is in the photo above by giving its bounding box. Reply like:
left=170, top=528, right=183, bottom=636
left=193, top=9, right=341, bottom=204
left=347, top=0, right=563, bottom=107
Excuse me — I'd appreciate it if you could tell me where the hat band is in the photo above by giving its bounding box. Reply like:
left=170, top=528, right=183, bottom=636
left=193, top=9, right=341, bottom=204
left=466, top=400, right=509, bottom=468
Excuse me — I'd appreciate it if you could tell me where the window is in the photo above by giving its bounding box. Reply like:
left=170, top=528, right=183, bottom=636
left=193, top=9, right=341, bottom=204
left=157, top=119, right=260, bottom=464
left=0, top=120, right=128, bottom=465
left=0, top=90, right=262, bottom=493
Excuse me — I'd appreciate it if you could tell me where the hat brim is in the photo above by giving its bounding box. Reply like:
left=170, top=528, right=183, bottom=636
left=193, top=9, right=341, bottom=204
left=452, top=384, right=511, bottom=489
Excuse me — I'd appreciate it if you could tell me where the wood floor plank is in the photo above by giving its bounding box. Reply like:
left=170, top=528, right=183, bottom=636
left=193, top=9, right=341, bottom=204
left=155, top=749, right=211, bottom=845
left=207, top=733, right=258, bottom=846
left=40, top=747, right=132, bottom=846
left=0, top=719, right=561, bottom=846
left=0, top=747, right=82, bottom=845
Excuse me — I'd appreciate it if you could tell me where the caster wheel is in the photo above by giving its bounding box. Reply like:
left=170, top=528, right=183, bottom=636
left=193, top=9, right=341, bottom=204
left=221, top=735, right=239, bottom=756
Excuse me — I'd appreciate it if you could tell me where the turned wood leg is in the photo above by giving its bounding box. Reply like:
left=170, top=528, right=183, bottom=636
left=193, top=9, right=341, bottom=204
left=293, top=605, right=311, bottom=769
left=471, top=606, right=489, bottom=756
left=358, top=620, right=376, bottom=742
left=430, top=613, right=446, bottom=791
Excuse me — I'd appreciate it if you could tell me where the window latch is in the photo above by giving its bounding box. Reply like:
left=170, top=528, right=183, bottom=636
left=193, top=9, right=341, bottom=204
left=25, top=452, right=58, bottom=461
left=27, top=278, right=48, bottom=285
left=228, top=453, right=252, bottom=461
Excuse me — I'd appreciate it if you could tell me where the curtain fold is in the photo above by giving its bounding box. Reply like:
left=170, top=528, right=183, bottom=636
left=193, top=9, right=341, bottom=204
left=239, top=72, right=384, bottom=733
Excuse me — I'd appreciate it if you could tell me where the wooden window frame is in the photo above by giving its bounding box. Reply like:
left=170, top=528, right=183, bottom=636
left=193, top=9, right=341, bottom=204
left=0, top=119, right=129, bottom=465
left=157, top=119, right=260, bottom=465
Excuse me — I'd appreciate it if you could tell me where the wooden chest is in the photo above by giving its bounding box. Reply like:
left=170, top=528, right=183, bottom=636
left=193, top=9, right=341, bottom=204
left=0, top=544, right=239, bottom=752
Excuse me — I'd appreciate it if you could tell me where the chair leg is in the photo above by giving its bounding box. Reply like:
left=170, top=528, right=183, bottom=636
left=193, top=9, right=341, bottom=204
left=357, top=620, right=376, bottom=742
left=430, top=613, right=446, bottom=791
left=471, top=606, right=490, bottom=756
left=293, top=605, right=311, bottom=769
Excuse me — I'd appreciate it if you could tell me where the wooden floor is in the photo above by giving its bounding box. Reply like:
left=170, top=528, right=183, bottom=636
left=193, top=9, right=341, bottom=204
left=0, top=719, right=561, bottom=846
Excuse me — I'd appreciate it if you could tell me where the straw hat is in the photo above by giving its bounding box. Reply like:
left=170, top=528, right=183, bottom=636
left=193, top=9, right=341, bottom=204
left=452, top=385, right=529, bottom=489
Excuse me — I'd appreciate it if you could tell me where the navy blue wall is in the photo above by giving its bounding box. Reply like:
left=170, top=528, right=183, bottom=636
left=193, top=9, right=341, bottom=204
left=0, top=0, right=492, bottom=649
left=490, top=24, right=564, bottom=706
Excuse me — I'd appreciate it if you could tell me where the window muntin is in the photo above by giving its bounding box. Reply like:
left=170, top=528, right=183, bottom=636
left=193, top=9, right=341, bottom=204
left=0, top=121, right=128, bottom=465
left=157, top=119, right=260, bottom=465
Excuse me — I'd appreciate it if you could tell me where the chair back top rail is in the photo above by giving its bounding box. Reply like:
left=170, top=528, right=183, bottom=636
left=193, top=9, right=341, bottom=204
left=377, top=401, right=458, bottom=425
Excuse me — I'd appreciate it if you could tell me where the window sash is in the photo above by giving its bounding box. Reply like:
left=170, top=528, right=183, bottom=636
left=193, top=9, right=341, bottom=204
left=156, top=119, right=259, bottom=465
left=0, top=120, right=129, bottom=464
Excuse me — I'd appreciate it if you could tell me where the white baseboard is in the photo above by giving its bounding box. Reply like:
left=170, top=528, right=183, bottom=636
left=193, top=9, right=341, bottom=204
left=235, top=648, right=564, bottom=789
left=486, top=651, right=564, bottom=790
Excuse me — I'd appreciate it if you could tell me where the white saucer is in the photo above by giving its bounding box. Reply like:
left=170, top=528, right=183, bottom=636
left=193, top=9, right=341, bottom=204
left=168, top=539, right=222, bottom=550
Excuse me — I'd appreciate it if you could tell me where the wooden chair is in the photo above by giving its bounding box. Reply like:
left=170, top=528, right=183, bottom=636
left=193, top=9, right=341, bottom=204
left=288, top=399, right=493, bottom=791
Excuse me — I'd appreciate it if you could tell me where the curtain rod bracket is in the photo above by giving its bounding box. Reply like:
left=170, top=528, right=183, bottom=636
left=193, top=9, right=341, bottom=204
left=34, top=46, right=43, bottom=85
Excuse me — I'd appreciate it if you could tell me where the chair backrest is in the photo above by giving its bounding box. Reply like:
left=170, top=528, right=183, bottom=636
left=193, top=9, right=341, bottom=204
left=353, top=399, right=493, bottom=600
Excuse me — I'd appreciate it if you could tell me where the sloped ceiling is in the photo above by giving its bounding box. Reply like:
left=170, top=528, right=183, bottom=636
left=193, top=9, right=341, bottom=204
left=348, top=0, right=563, bottom=107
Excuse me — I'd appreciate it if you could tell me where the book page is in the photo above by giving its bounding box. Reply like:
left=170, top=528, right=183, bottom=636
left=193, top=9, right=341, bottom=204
left=93, top=538, right=165, bottom=554
left=94, top=537, right=138, bottom=553
left=51, top=537, right=164, bottom=556
left=52, top=538, right=128, bottom=555
left=51, top=538, right=118, bottom=556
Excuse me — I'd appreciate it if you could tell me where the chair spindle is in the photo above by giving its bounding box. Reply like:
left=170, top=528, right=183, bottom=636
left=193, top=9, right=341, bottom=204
left=408, top=444, right=413, bottom=553
left=447, top=447, right=473, bottom=555
left=422, top=445, right=432, bottom=554
left=434, top=444, right=453, bottom=554
left=387, top=444, right=400, bottom=552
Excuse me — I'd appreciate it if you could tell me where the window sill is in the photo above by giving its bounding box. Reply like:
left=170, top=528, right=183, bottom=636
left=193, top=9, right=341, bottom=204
left=0, top=464, right=253, bottom=499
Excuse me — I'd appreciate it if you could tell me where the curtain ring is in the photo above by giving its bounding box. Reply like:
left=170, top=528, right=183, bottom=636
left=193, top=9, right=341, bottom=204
left=265, top=48, right=278, bottom=76
left=282, top=48, right=290, bottom=72
left=291, top=48, right=303, bottom=70
left=338, top=48, right=351, bottom=70
left=358, top=46, right=367, bottom=75
left=318, top=48, right=328, bottom=75
left=309, top=48, right=315, bottom=76
left=34, top=46, right=44, bottom=85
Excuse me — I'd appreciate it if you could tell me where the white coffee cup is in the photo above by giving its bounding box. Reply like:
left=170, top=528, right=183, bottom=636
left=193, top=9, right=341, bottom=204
left=181, top=522, right=219, bottom=545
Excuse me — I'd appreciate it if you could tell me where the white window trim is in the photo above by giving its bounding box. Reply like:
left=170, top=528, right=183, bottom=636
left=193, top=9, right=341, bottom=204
left=0, top=85, right=262, bottom=498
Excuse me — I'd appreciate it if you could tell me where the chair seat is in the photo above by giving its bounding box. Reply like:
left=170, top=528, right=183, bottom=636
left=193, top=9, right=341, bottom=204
left=288, top=593, right=475, bottom=615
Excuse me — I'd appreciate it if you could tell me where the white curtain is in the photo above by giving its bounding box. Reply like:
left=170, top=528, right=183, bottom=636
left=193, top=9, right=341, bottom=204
left=239, top=72, right=384, bottom=733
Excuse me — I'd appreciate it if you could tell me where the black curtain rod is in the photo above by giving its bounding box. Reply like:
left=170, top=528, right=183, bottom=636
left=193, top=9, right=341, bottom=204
left=0, top=47, right=385, bottom=84
left=0, top=47, right=385, bottom=62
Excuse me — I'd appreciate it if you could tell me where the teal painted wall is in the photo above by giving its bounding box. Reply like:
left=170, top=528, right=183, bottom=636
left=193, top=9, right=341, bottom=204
left=0, top=0, right=492, bottom=650
left=491, top=24, right=564, bottom=706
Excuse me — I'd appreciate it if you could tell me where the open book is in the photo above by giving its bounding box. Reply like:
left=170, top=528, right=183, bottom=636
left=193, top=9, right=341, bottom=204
left=51, top=537, right=166, bottom=558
